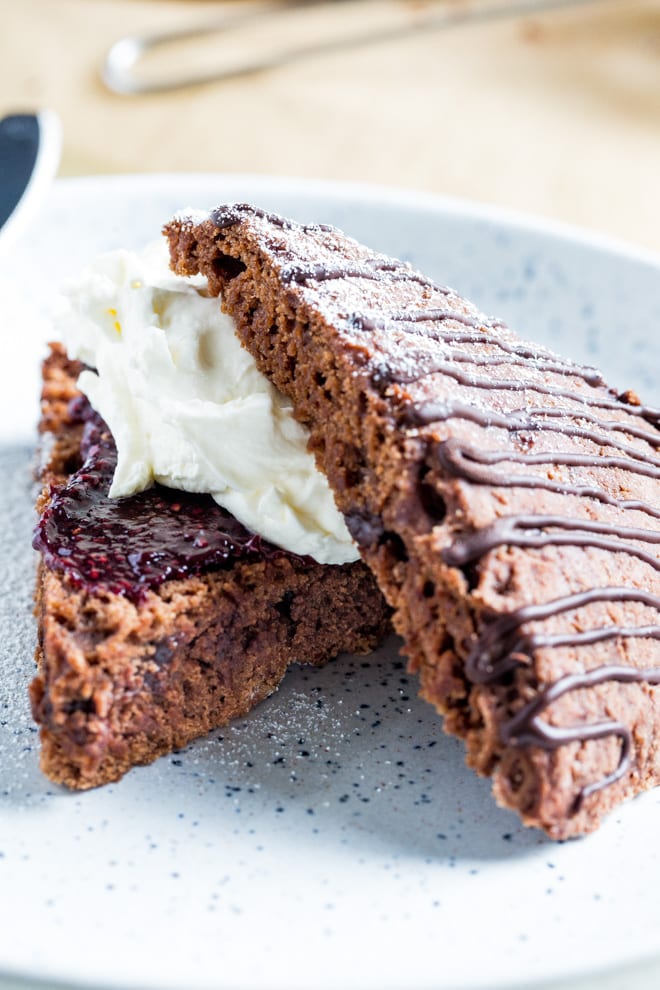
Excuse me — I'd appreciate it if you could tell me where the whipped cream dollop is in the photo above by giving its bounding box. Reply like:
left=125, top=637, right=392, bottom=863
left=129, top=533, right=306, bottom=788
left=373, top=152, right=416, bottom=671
left=56, top=242, right=359, bottom=565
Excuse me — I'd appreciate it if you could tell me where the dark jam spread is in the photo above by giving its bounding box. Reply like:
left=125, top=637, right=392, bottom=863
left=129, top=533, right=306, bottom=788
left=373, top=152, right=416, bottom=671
left=33, top=399, right=300, bottom=603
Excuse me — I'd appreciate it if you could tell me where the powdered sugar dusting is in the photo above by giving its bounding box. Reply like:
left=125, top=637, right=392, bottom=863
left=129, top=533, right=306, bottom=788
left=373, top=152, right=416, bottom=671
left=171, top=206, right=210, bottom=225
left=0, top=448, right=50, bottom=802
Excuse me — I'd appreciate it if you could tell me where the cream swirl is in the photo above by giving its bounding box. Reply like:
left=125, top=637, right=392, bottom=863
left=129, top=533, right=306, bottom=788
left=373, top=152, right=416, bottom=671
left=56, top=242, right=358, bottom=565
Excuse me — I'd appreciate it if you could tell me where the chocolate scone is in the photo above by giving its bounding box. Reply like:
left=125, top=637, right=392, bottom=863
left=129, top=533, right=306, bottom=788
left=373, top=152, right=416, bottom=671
left=166, top=204, right=660, bottom=838
left=32, top=343, right=390, bottom=789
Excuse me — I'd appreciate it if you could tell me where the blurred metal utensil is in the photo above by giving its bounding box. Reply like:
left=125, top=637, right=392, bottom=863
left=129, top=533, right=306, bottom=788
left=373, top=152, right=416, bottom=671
left=0, top=111, right=61, bottom=252
left=102, top=0, right=603, bottom=96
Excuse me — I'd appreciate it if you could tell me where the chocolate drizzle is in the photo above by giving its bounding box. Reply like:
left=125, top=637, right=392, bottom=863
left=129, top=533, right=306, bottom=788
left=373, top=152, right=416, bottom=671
left=207, top=206, right=660, bottom=814
left=210, top=203, right=335, bottom=235
left=410, top=401, right=660, bottom=446
left=211, top=203, right=448, bottom=293
left=280, top=260, right=437, bottom=289
left=372, top=312, right=660, bottom=807
left=464, top=588, right=660, bottom=683
left=501, top=664, right=660, bottom=809
left=372, top=332, right=660, bottom=427
left=355, top=302, right=660, bottom=808
left=355, top=309, right=604, bottom=386
left=444, top=514, right=660, bottom=571
left=434, top=438, right=660, bottom=520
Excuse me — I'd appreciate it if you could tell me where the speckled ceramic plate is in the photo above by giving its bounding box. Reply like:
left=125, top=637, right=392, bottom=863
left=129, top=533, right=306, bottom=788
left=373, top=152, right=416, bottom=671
left=1, top=175, right=660, bottom=990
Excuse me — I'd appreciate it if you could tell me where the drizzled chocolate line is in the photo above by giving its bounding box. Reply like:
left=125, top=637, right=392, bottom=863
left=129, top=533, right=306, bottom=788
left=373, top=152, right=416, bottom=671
left=382, top=360, right=660, bottom=454
left=209, top=207, right=660, bottom=428
left=500, top=664, right=660, bottom=810
left=435, top=439, right=660, bottom=520
left=525, top=406, right=660, bottom=445
left=352, top=307, right=483, bottom=333
left=345, top=278, right=660, bottom=812
left=280, top=260, right=437, bottom=289
left=354, top=309, right=604, bottom=386
left=410, top=400, right=660, bottom=448
left=403, top=398, right=508, bottom=429
left=466, top=587, right=660, bottom=683
left=441, top=439, right=660, bottom=481
left=392, top=308, right=505, bottom=328
left=443, top=514, right=660, bottom=572
left=404, top=389, right=660, bottom=519
left=378, top=352, right=660, bottom=429
left=211, top=203, right=335, bottom=234
left=380, top=357, right=612, bottom=403
left=211, top=204, right=450, bottom=295
left=392, top=359, right=632, bottom=420
left=440, top=349, right=606, bottom=385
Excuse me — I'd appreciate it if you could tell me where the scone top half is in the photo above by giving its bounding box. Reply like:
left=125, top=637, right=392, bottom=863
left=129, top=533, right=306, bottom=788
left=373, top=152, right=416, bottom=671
left=166, top=203, right=660, bottom=840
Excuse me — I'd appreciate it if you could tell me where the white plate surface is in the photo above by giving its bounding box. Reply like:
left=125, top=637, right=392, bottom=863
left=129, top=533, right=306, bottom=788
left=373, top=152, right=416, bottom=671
left=1, top=175, right=660, bottom=990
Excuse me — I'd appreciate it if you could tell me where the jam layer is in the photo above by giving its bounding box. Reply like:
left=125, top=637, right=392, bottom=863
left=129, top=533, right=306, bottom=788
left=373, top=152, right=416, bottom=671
left=34, top=399, right=300, bottom=603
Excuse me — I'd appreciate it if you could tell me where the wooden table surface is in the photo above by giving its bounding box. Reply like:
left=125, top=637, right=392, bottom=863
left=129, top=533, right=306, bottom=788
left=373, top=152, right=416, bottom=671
left=2, top=0, right=660, bottom=249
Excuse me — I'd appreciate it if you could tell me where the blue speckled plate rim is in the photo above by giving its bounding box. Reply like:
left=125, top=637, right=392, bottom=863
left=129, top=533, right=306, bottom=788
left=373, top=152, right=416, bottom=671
left=48, top=171, right=660, bottom=276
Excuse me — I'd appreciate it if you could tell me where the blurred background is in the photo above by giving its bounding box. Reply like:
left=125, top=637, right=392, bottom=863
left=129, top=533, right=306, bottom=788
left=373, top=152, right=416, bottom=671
left=2, top=0, right=660, bottom=250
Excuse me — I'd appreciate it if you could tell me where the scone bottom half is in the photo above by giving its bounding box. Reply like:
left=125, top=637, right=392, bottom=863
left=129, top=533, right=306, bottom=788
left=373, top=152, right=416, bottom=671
left=166, top=203, right=660, bottom=839
left=32, top=345, right=391, bottom=790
